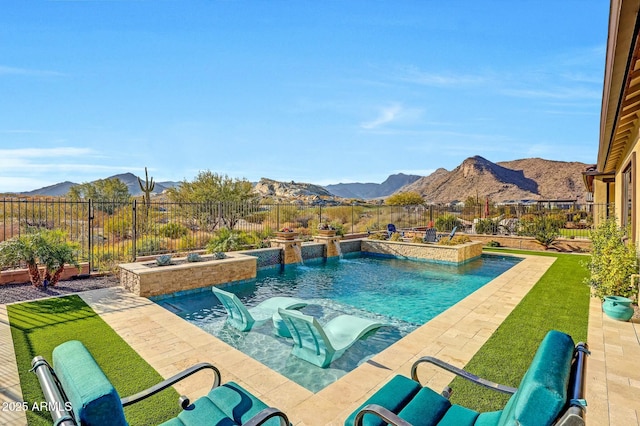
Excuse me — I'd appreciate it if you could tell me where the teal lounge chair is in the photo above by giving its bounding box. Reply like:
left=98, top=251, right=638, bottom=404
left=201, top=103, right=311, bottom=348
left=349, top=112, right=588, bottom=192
left=212, top=286, right=307, bottom=337
left=277, top=308, right=385, bottom=368
left=345, top=330, right=589, bottom=426
left=31, top=340, right=289, bottom=426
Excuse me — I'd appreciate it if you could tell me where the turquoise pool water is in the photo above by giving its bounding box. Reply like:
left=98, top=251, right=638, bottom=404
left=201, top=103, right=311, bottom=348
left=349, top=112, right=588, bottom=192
left=154, top=253, right=520, bottom=392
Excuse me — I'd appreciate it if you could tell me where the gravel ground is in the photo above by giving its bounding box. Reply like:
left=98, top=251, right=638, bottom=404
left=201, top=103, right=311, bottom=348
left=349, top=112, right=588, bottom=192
left=0, top=274, right=120, bottom=305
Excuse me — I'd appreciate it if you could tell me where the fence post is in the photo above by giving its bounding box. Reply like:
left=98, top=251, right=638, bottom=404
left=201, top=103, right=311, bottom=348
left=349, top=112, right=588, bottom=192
left=132, top=200, right=137, bottom=261
left=351, top=204, right=355, bottom=235
left=276, top=204, right=280, bottom=231
left=88, top=200, right=93, bottom=271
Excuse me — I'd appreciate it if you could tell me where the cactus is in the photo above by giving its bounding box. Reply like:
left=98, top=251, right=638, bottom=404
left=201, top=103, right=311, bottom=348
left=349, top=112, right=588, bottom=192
left=137, top=166, right=155, bottom=210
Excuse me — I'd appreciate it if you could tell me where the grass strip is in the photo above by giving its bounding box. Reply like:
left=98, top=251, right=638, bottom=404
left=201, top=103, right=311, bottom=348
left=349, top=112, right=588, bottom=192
left=448, top=249, right=591, bottom=412
left=8, top=295, right=181, bottom=426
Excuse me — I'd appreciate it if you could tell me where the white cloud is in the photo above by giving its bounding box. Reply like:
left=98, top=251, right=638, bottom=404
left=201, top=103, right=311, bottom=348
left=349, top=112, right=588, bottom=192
left=360, top=104, right=403, bottom=129
left=0, top=65, right=65, bottom=77
left=397, top=66, right=486, bottom=87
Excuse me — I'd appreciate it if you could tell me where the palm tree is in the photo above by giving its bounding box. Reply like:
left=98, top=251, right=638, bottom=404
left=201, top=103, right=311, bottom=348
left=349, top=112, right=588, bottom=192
left=0, top=233, right=46, bottom=286
left=38, top=230, right=80, bottom=287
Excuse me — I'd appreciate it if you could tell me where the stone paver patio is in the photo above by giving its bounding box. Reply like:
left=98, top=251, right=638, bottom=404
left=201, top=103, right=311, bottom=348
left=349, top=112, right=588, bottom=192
left=1, top=253, right=639, bottom=425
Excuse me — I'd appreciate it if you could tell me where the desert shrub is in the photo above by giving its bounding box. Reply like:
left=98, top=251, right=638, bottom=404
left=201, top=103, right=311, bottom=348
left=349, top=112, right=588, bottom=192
left=518, top=215, right=560, bottom=249
left=368, top=232, right=387, bottom=240
left=411, top=236, right=424, bottom=244
left=136, top=237, right=166, bottom=256
left=389, top=232, right=403, bottom=241
left=438, top=235, right=471, bottom=246
left=584, top=217, right=639, bottom=300
left=178, top=234, right=198, bottom=252
left=475, top=218, right=500, bottom=235
left=486, top=240, right=501, bottom=247
left=159, top=222, right=189, bottom=239
left=435, top=214, right=460, bottom=232
left=206, top=228, right=251, bottom=253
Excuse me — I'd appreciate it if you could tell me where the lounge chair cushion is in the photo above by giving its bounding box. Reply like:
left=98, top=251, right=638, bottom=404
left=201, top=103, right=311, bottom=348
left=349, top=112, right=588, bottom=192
left=396, top=387, right=451, bottom=425
left=344, top=375, right=421, bottom=426
left=497, top=330, right=574, bottom=426
left=52, top=340, right=127, bottom=426
left=437, top=405, right=480, bottom=426
left=160, top=381, right=280, bottom=426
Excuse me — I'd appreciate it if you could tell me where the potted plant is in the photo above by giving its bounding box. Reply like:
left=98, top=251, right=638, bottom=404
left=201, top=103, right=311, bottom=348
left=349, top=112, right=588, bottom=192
left=275, top=227, right=298, bottom=240
left=584, top=217, right=638, bottom=321
left=317, top=223, right=336, bottom=237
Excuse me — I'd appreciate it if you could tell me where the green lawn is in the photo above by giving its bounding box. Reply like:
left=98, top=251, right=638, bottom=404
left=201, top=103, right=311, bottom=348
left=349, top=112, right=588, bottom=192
left=449, top=249, right=591, bottom=411
left=8, top=295, right=181, bottom=426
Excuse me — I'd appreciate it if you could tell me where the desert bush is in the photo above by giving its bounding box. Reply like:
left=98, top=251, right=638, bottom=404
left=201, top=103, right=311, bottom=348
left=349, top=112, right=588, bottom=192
left=435, top=214, right=460, bottom=232
left=206, top=228, right=251, bottom=253
left=389, top=232, right=403, bottom=241
left=438, top=235, right=471, bottom=246
left=584, top=217, right=638, bottom=300
left=368, top=232, right=387, bottom=240
left=475, top=218, right=500, bottom=235
left=159, top=222, right=189, bottom=239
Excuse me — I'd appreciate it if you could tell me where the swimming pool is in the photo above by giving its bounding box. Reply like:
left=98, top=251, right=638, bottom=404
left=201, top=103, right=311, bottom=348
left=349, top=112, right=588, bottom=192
left=154, top=253, right=521, bottom=392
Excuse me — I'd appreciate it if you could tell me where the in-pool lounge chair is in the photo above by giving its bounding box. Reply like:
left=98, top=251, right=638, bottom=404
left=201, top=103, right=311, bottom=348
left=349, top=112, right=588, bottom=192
left=345, top=330, right=589, bottom=426
left=278, top=308, right=385, bottom=368
left=212, top=286, right=307, bottom=337
left=31, top=340, right=289, bottom=426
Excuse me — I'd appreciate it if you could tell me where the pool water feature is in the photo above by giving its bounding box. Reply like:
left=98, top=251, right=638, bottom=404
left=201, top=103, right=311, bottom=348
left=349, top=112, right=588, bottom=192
left=154, top=253, right=520, bottom=392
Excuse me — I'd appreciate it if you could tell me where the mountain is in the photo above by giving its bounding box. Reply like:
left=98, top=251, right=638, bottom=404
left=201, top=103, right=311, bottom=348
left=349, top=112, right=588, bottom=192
left=324, top=173, right=421, bottom=199
left=253, top=178, right=337, bottom=202
left=21, top=181, right=79, bottom=197
left=20, top=173, right=178, bottom=197
left=398, top=156, right=590, bottom=203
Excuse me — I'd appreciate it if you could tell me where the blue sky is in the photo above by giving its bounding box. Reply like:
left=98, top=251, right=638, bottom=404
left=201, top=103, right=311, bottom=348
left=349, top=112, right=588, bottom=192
left=1, top=1, right=608, bottom=193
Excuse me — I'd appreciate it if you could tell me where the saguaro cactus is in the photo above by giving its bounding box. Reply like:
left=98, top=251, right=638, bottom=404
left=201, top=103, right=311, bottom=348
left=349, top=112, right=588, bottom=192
left=138, top=166, right=155, bottom=209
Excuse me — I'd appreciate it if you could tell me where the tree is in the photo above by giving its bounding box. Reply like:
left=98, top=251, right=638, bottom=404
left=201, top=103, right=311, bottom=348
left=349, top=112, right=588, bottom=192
left=166, top=171, right=258, bottom=229
left=67, top=178, right=131, bottom=214
left=385, top=192, right=424, bottom=206
left=0, top=233, right=46, bottom=286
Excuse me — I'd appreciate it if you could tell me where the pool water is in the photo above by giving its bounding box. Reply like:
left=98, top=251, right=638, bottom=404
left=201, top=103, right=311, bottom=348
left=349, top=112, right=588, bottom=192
left=154, top=253, right=520, bottom=392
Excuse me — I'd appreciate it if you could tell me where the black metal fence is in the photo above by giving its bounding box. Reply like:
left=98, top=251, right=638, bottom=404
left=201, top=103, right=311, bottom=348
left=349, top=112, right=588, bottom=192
left=0, top=198, right=612, bottom=272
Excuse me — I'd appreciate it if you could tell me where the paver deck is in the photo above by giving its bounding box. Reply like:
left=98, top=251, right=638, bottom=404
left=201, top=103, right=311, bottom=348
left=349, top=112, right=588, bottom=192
left=1, top=253, right=638, bottom=425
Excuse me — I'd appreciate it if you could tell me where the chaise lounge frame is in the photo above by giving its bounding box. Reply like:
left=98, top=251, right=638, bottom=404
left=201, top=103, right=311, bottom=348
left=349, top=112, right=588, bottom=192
left=351, top=337, right=589, bottom=426
left=31, top=342, right=289, bottom=426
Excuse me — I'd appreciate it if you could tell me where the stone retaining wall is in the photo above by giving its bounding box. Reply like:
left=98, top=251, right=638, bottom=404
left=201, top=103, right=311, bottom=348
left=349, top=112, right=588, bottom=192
left=119, top=253, right=257, bottom=297
left=361, top=239, right=483, bottom=263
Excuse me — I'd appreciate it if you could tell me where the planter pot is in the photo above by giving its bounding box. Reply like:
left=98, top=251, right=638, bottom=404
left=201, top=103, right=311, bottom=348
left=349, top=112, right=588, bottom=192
left=318, top=230, right=337, bottom=237
left=275, top=232, right=298, bottom=240
left=602, top=296, right=634, bottom=321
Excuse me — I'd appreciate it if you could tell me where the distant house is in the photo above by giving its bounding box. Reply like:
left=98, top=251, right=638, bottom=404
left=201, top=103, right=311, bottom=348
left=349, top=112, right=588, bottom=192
left=586, top=0, right=640, bottom=243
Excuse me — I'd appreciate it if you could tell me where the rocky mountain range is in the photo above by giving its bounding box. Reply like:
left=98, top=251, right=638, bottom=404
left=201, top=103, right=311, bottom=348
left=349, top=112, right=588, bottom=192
left=400, top=156, right=589, bottom=203
left=11, top=156, right=591, bottom=203
left=324, top=173, right=421, bottom=199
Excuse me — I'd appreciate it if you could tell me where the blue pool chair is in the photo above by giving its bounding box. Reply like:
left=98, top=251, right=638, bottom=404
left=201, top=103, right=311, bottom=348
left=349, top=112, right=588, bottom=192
left=31, top=340, right=289, bottom=426
left=345, top=330, right=589, bottom=426
left=278, top=308, right=385, bottom=368
left=386, top=223, right=398, bottom=238
left=424, top=228, right=438, bottom=243
left=212, top=286, right=307, bottom=337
